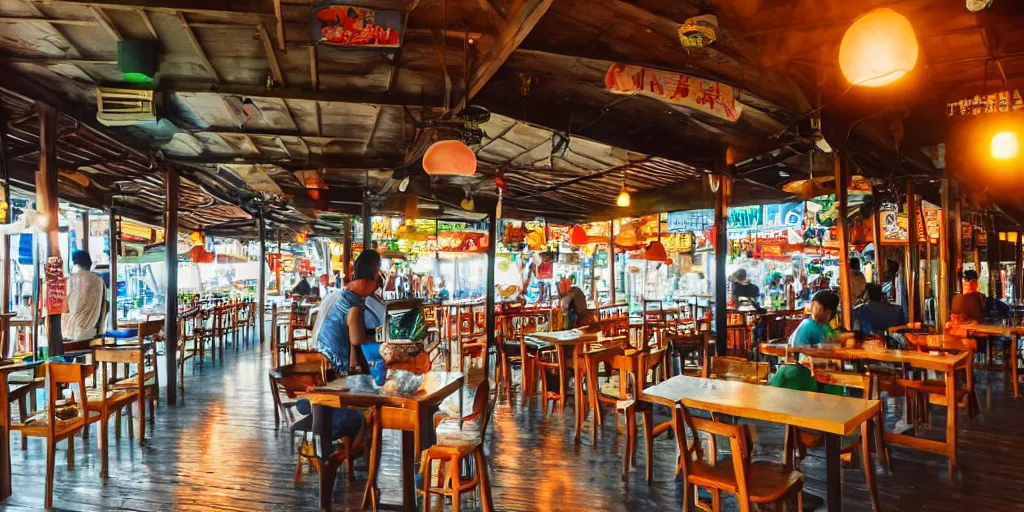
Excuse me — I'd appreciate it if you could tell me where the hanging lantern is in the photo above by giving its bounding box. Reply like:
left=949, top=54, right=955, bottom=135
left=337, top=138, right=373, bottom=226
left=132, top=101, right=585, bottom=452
left=616, top=169, right=631, bottom=207
left=295, top=231, right=308, bottom=244
left=190, top=231, right=204, bottom=245
left=838, top=8, right=918, bottom=87
left=677, top=14, right=718, bottom=48
left=568, top=225, right=589, bottom=246
left=637, top=241, right=668, bottom=262
left=423, top=140, right=477, bottom=176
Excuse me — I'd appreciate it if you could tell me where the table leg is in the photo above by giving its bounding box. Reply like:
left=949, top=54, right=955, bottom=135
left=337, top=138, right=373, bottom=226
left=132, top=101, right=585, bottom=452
left=946, top=368, right=958, bottom=470
left=1013, top=335, right=1020, bottom=399
left=574, top=349, right=584, bottom=441
left=0, top=372, right=10, bottom=501
left=825, top=432, right=841, bottom=512
left=556, top=346, right=567, bottom=418
left=401, top=430, right=415, bottom=512
left=312, top=404, right=338, bottom=512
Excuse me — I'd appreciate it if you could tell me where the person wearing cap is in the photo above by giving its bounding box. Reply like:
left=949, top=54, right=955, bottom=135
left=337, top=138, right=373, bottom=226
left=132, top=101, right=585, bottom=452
left=788, top=290, right=840, bottom=347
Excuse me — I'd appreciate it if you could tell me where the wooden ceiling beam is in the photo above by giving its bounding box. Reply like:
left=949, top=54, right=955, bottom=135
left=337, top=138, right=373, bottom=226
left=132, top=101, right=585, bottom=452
left=461, top=0, right=554, bottom=108
left=89, top=6, right=123, bottom=41
left=177, top=12, right=221, bottom=83
left=158, top=83, right=444, bottom=108
left=475, top=0, right=506, bottom=32
left=136, top=8, right=159, bottom=39
left=257, top=23, right=285, bottom=87
left=164, top=154, right=399, bottom=169
left=0, top=17, right=98, bottom=26
left=308, top=46, right=318, bottom=90
left=46, top=0, right=275, bottom=17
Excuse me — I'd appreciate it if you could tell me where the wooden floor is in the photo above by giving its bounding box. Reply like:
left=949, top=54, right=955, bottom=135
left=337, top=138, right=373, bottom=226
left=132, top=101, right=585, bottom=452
left=3, top=332, right=1024, bottom=511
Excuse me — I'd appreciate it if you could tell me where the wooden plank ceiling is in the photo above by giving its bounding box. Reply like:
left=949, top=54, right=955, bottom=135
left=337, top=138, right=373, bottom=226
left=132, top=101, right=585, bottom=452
left=0, top=0, right=1021, bottom=236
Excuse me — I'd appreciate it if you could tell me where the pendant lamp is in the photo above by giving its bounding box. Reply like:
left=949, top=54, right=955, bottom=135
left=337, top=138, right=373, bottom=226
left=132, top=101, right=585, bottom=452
left=423, top=140, right=477, bottom=176
left=838, top=8, right=918, bottom=87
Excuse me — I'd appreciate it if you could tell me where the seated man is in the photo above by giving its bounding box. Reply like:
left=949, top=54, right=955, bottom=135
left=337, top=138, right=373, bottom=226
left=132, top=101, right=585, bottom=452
left=788, top=290, right=840, bottom=347
left=558, top=278, right=594, bottom=328
left=858, top=283, right=906, bottom=335
left=62, top=250, right=105, bottom=342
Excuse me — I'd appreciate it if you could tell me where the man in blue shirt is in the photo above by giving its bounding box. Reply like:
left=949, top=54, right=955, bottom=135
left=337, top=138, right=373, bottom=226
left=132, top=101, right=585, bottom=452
left=789, top=290, right=840, bottom=347
left=857, top=283, right=905, bottom=335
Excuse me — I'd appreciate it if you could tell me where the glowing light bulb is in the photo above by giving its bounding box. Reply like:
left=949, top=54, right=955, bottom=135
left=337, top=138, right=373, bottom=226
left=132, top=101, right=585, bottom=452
left=616, top=188, right=631, bottom=207
left=839, top=8, right=918, bottom=87
left=992, top=131, right=1020, bottom=161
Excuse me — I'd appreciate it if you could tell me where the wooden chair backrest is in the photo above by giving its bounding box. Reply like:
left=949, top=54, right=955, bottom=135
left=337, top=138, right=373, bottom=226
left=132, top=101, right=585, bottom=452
left=45, top=362, right=89, bottom=435
left=904, top=332, right=977, bottom=352
left=679, top=407, right=754, bottom=508
left=726, top=324, right=751, bottom=352
left=137, top=318, right=164, bottom=343
left=710, top=356, right=770, bottom=384
left=813, top=371, right=873, bottom=401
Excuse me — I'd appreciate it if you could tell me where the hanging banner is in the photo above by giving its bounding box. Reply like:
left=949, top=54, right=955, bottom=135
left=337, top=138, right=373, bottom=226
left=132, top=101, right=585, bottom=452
left=762, top=202, right=805, bottom=229
left=667, top=209, right=713, bottom=233
left=311, top=3, right=402, bottom=48
left=437, top=232, right=489, bottom=253
left=604, top=64, right=742, bottom=121
left=728, top=205, right=762, bottom=230
left=947, top=90, right=1023, bottom=118
left=879, top=203, right=908, bottom=244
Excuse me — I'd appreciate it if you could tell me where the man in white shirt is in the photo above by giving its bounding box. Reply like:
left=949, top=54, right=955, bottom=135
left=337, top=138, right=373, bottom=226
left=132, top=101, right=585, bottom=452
left=62, top=250, right=105, bottom=341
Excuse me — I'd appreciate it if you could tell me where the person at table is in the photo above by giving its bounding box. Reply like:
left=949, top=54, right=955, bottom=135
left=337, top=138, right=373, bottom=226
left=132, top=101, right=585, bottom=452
left=788, top=290, right=840, bottom=347
left=435, top=279, right=450, bottom=301
left=290, top=271, right=312, bottom=297
left=317, top=250, right=382, bottom=375
left=857, top=283, right=905, bottom=335
left=729, top=268, right=761, bottom=308
left=558, top=278, right=594, bottom=328
left=951, top=269, right=986, bottom=324
left=848, top=258, right=867, bottom=304
left=62, top=250, right=105, bottom=342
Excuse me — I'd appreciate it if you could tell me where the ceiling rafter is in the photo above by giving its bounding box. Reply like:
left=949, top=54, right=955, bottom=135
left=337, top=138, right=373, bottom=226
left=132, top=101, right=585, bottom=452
left=177, top=12, right=221, bottom=83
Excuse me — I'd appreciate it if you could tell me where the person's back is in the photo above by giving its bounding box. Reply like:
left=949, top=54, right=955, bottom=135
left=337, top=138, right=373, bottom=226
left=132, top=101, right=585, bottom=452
left=317, top=288, right=364, bottom=374
left=859, top=284, right=905, bottom=334
left=62, top=251, right=105, bottom=341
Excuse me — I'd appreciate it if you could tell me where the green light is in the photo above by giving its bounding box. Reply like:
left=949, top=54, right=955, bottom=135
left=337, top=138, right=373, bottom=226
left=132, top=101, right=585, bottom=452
left=121, top=72, right=153, bottom=84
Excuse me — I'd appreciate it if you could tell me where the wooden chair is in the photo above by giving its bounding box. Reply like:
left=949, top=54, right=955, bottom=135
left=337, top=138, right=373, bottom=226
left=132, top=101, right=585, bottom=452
left=177, top=307, right=201, bottom=391
left=616, top=342, right=683, bottom=485
left=783, top=371, right=886, bottom=511
left=108, top=319, right=163, bottom=437
left=286, top=304, right=312, bottom=353
left=709, top=356, right=770, bottom=384
left=11, top=362, right=94, bottom=509
left=669, top=331, right=711, bottom=378
left=419, top=376, right=495, bottom=512
left=88, top=344, right=147, bottom=477
left=901, top=333, right=979, bottom=426
left=679, top=407, right=804, bottom=512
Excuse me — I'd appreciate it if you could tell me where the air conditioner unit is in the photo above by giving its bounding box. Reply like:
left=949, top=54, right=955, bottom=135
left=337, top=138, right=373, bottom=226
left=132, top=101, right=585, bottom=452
left=96, top=87, right=156, bottom=126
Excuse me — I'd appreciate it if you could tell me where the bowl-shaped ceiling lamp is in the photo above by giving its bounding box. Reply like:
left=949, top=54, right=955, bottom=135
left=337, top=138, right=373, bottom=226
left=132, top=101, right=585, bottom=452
left=423, top=140, right=477, bottom=176
left=636, top=241, right=668, bottom=262
left=839, top=8, right=918, bottom=87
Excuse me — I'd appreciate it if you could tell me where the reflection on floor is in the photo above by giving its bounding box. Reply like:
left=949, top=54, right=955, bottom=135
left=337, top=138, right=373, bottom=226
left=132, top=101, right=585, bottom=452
left=4, top=335, right=1024, bottom=511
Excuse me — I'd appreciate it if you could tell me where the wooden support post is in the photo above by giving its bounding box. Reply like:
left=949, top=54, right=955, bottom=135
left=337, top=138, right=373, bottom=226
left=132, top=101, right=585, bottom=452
left=938, top=179, right=952, bottom=327
left=713, top=173, right=731, bottom=356
left=835, top=155, right=853, bottom=330
left=80, top=211, right=90, bottom=254
left=361, top=199, right=371, bottom=249
left=342, top=215, right=352, bottom=281
left=109, top=205, right=118, bottom=330
left=923, top=233, right=931, bottom=324
left=485, top=203, right=497, bottom=380
left=36, top=103, right=62, bottom=355
left=0, top=114, right=10, bottom=315
left=988, top=216, right=1000, bottom=299
left=1011, top=232, right=1019, bottom=303
left=275, top=230, right=281, bottom=294
left=607, top=221, right=615, bottom=306
left=257, top=211, right=267, bottom=345
left=905, top=181, right=918, bottom=325
left=871, top=196, right=883, bottom=283
left=953, top=189, right=964, bottom=294
left=164, top=166, right=179, bottom=405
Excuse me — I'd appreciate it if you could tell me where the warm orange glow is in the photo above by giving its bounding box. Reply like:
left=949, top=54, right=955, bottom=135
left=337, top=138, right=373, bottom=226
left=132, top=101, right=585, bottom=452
left=295, top=232, right=308, bottom=244
left=839, top=8, right=918, bottom=87
left=616, top=186, right=631, bottom=208
left=1009, top=232, right=1019, bottom=244
left=423, top=140, right=477, bottom=176
left=1000, top=232, right=1008, bottom=241
left=991, top=131, right=1020, bottom=160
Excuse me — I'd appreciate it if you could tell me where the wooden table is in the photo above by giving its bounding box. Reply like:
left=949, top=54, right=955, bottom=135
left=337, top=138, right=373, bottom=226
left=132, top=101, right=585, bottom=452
left=963, top=324, right=1024, bottom=398
left=759, top=343, right=971, bottom=470
left=525, top=329, right=624, bottom=441
left=643, top=375, right=880, bottom=512
left=301, top=370, right=464, bottom=512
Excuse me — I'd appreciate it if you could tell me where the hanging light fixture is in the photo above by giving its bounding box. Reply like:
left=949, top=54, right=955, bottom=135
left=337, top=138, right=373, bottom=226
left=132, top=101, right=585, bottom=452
left=991, top=131, right=1020, bottom=160
left=616, top=169, right=631, bottom=207
left=423, top=140, right=477, bottom=176
left=838, top=8, right=918, bottom=87
left=295, top=231, right=308, bottom=244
